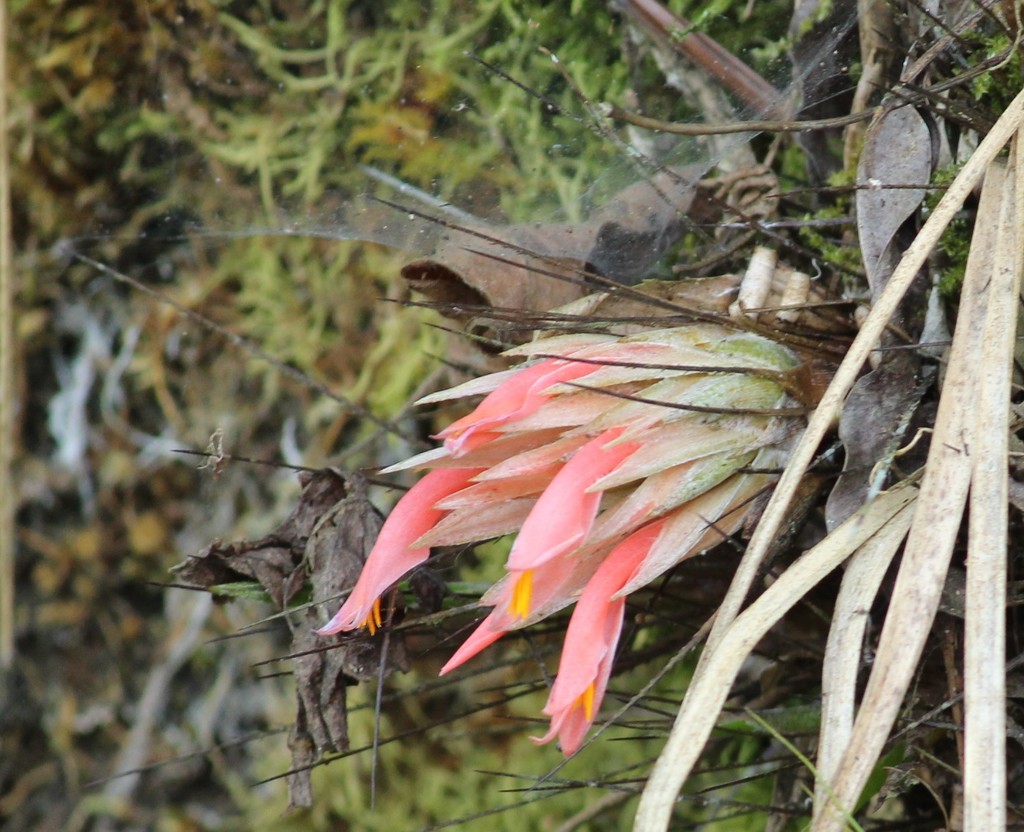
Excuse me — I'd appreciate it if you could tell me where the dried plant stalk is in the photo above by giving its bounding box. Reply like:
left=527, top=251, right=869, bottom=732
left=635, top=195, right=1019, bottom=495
left=635, top=85, right=1024, bottom=832
left=811, top=152, right=1007, bottom=832
left=637, top=479, right=918, bottom=828
left=963, top=136, right=1022, bottom=831
left=812, top=500, right=907, bottom=823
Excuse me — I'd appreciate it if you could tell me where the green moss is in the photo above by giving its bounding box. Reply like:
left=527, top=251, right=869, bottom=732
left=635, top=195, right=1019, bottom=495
left=968, top=31, right=1024, bottom=114
left=797, top=210, right=862, bottom=277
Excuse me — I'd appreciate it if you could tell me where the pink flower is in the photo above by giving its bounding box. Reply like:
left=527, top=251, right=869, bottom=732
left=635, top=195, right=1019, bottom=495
left=503, top=427, right=641, bottom=619
left=319, top=321, right=806, bottom=752
left=437, top=429, right=642, bottom=673
left=437, top=358, right=599, bottom=456
left=506, top=428, right=640, bottom=572
left=533, top=520, right=665, bottom=755
left=439, top=552, right=600, bottom=675
left=317, top=466, right=483, bottom=635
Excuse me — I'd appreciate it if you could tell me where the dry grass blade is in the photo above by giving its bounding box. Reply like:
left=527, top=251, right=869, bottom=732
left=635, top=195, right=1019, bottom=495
left=812, top=501, right=909, bottom=824
left=636, top=86, right=1024, bottom=832
left=633, top=480, right=918, bottom=829
left=964, top=136, right=1022, bottom=831
left=812, top=138, right=1019, bottom=832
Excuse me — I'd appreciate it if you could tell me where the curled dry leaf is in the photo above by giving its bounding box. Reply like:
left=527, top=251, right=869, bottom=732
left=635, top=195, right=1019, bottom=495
left=286, top=473, right=408, bottom=809
left=401, top=165, right=704, bottom=342
left=173, top=471, right=407, bottom=809
left=172, top=469, right=351, bottom=606
left=826, top=350, right=924, bottom=528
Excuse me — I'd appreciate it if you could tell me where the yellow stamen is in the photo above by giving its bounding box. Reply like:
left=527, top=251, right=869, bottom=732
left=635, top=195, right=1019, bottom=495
left=362, top=597, right=383, bottom=635
left=581, top=682, right=596, bottom=722
left=510, top=570, right=534, bottom=620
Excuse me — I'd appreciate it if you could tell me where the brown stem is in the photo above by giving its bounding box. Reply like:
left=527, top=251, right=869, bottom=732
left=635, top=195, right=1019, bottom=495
left=613, top=0, right=783, bottom=117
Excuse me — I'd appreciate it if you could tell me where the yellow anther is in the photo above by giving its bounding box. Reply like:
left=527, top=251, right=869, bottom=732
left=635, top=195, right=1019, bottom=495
left=362, top=597, right=383, bottom=635
left=581, top=682, right=596, bottom=722
left=510, top=570, right=534, bottom=620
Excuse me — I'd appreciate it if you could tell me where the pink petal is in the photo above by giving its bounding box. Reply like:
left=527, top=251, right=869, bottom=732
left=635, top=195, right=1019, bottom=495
left=502, top=332, right=618, bottom=358
left=317, top=467, right=482, bottom=635
left=617, top=472, right=767, bottom=597
left=433, top=466, right=559, bottom=509
left=439, top=553, right=596, bottom=674
left=437, top=359, right=597, bottom=456
left=533, top=520, right=664, bottom=755
left=386, top=428, right=569, bottom=474
left=588, top=420, right=762, bottom=491
left=412, top=498, right=535, bottom=548
left=473, top=433, right=589, bottom=481
left=561, top=341, right=700, bottom=388
left=438, top=610, right=507, bottom=675
left=414, top=366, right=520, bottom=405
left=380, top=446, right=452, bottom=474
left=586, top=451, right=753, bottom=548
left=491, top=385, right=643, bottom=434
left=506, top=428, right=640, bottom=573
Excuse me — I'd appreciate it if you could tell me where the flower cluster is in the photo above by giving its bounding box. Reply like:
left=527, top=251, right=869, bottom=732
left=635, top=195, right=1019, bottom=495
left=319, top=322, right=804, bottom=754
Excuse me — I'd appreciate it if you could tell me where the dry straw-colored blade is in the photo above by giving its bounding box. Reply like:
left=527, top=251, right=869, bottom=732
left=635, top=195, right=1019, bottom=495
left=812, top=145, right=1017, bottom=832
left=635, top=84, right=1024, bottom=832
left=636, top=479, right=918, bottom=828
left=963, top=135, right=1022, bottom=831
left=812, top=494, right=909, bottom=823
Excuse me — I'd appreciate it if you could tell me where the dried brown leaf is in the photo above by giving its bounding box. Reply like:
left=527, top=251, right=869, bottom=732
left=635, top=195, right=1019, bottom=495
left=172, top=470, right=407, bottom=809
left=172, top=470, right=350, bottom=606
left=285, top=473, right=407, bottom=809
left=825, top=350, right=923, bottom=529
left=826, top=103, right=937, bottom=528
left=401, top=166, right=703, bottom=335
